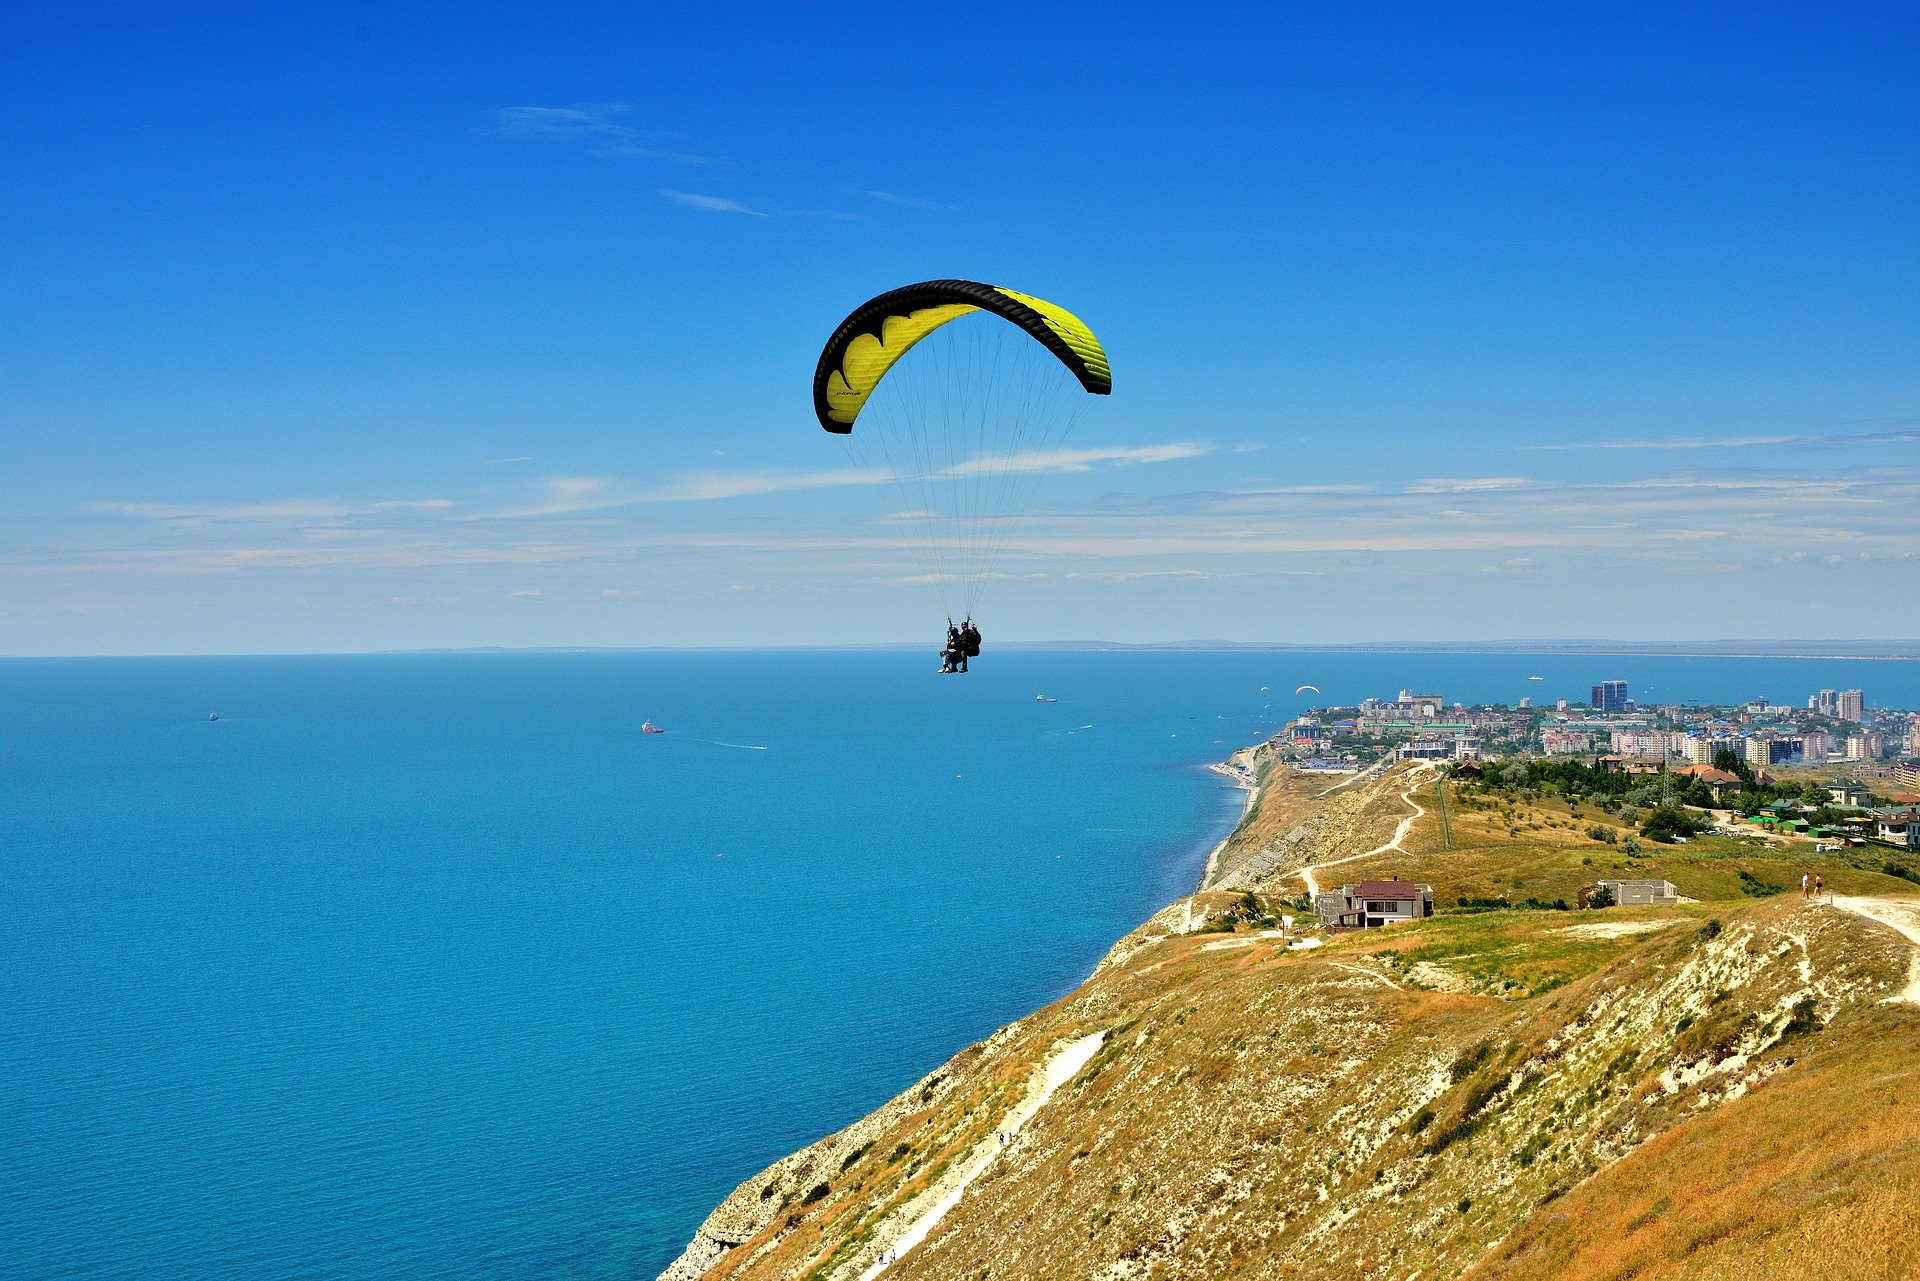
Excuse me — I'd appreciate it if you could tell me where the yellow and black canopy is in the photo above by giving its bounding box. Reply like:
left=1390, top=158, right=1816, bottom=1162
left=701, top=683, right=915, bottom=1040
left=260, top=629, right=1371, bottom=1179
left=812, top=280, right=1110, bottom=434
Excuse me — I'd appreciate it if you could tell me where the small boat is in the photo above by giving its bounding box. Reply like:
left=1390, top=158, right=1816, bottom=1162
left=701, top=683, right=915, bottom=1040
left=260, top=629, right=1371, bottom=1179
left=641, top=720, right=666, bottom=734
left=1034, top=694, right=1056, bottom=703
left=208, top=711, right=219, bottom=721
left=1528, top=675, right=1544, bottom=681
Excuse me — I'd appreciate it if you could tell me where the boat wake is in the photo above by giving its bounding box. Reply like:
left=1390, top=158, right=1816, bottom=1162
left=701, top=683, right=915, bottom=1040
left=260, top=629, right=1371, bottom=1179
left=690, top=739, right=770, bottom=751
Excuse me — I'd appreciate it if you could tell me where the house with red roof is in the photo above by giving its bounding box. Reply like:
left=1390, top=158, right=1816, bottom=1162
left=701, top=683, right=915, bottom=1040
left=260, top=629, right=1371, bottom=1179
left=1313, top=879, right=1435, bottom=929
left=1676, top=764, right=1746, bottom=802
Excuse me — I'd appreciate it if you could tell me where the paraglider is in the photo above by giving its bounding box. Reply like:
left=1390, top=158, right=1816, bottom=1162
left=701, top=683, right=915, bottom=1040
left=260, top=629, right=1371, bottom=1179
left=1294, top=685, right=1320, bottom=696
left=813, top=281, right=1111, bottom=667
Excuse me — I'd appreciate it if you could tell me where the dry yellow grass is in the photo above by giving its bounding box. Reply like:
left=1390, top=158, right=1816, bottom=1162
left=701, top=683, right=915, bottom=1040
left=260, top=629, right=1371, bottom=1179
left=662, top=766, right=1920, bottom=1281
left=1469, top=1006, right=1920, bottom=1281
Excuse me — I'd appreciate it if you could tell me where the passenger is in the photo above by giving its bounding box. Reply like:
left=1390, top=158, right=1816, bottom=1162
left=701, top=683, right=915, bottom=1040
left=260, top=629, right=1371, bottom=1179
left=940, top=625, right=961, bottom=674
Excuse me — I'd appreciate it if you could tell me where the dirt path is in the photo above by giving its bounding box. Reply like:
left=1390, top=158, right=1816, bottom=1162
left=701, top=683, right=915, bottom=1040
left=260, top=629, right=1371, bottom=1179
left=1328, top=960, right=1403, bottom=991
left=1830, top=896, right=1920, bottom=1004
left=859, top=1032, right=1106, bottom=1278
left=1298, top=763, right=1436, bottom=896
left=1313, top=758, right=1389, bottom=798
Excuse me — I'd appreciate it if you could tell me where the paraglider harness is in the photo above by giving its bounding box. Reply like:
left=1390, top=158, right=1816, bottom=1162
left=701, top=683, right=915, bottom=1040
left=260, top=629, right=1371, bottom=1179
left=940, top=618, right=982, bottom=673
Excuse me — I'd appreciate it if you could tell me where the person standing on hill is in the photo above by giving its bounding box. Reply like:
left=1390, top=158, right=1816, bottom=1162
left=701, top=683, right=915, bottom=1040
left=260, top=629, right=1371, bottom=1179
left=1814, top=872, right=1824, bottom=900
left=1801, top=871, right=1811, bottom=899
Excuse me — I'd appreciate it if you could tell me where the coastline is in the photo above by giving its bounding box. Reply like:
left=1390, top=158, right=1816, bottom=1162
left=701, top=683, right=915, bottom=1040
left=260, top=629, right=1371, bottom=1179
left=659, top=739, right=1283, bottom=1280
left=1200, top=744, right=1265, bottom=889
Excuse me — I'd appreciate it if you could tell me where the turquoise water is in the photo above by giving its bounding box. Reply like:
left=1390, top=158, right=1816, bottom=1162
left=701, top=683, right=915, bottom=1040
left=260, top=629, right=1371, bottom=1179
left=2, top=650, right=1914, bottom=1279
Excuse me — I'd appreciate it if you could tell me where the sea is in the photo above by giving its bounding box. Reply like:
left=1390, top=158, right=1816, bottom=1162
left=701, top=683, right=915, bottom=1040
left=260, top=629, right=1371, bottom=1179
left=3, top=649, right=1915, bottom=1280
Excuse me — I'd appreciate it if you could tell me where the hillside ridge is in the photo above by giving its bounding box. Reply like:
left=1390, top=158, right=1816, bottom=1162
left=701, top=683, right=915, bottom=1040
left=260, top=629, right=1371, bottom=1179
left=660, top=758, right=1920, bottom=1281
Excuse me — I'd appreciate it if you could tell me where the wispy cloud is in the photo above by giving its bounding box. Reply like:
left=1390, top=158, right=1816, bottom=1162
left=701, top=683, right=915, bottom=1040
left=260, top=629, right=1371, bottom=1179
left=489, top=477, right=626, bottom=518
left=88, top=499, right=451, bottom=521
left=661, top=189, right=765, bottom=216
left=482, top=456, right=535, bottom=466
left=939, top=444, right=1211, bottom=477
left=1229, top=483, right=1374, bottom=496
left=641, top=467, right=888, bottom=502
left=487, top=445, right=1213, bottom=515
left=1405, top=476, right=1530, bottom=494
left=493, top=105, right=720, bottom=164
left=1523, top=428, right=1920, bottom=452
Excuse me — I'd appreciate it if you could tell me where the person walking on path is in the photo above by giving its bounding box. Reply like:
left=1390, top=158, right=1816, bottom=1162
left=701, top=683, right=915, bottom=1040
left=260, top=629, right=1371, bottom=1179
left=1814, top=872, right=1824, bottom=900
left=1801, top=872, right=1811, bottom=899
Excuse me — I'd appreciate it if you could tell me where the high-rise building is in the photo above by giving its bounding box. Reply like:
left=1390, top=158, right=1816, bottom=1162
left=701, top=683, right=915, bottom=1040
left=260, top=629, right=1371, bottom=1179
left=1745, top=736, right=1773, bottom=768
left=1592, top=681, right=1629, bottom=713
left=1800, top=731, right=1831, bottom=762
left=1848, top=732, right=1884, bottom=761
left=1686, top=737, right=1715, bottom=764
left=1836, top=689, right=1865, bottom=722
left=1814, top=689, right=1839, bottom=715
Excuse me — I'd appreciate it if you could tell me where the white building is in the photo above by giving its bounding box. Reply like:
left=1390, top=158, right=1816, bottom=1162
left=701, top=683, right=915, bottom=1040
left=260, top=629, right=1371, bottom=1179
left=1828, top=783, right=1873, bottom=808
left=1597, top=879, right=1679, bottom=907
left=1876, top=811, right=1919, bottom=849
left=1314, top=879, right=1435, bottom=929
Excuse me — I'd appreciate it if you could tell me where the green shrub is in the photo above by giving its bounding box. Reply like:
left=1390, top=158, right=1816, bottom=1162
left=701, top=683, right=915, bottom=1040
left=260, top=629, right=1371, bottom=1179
left=1450, top=1041, right=1494, bottom=1083
left=1641, top=806, right=1709, bottom=843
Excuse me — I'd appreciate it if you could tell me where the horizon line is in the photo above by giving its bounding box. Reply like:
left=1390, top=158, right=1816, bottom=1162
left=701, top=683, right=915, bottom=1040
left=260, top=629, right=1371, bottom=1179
left=4, top=639, right=1919, bottom=661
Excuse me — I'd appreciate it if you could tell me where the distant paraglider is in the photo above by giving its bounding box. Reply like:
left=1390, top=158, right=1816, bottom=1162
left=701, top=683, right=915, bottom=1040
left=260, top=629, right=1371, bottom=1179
left=1294, top=685, right=1320, bottom=696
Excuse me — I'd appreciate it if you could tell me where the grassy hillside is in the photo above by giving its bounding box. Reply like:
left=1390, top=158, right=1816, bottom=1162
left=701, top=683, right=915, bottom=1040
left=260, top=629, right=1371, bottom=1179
left=660, top=762, right=1920, bottom=1281
left=1246, top=762, right=1920, bottom=909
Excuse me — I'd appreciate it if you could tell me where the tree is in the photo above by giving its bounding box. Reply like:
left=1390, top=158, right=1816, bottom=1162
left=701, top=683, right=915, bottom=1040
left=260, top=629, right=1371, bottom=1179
left=1641, top=807, right=1708, bottom=843
left=1712, top=745, right=1755, bottom=785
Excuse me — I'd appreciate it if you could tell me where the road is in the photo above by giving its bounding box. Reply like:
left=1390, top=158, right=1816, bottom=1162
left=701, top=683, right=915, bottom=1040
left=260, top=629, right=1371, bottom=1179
left=1298, top=762, right=1438, bottom=897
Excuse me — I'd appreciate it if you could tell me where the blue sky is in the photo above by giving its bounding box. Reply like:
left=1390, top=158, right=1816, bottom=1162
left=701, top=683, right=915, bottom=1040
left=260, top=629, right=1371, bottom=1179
left=3, top=2, right=1917, bottom=653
